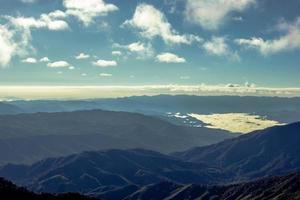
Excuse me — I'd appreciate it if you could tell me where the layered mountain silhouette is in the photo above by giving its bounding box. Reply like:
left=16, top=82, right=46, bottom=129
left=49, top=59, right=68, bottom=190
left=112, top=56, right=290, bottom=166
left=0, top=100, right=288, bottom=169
left=0, top=122, right=299, bottom=197
left=0, top=102, right=22, bottom=115
left=173, top=122, right=300, bottom=182
left=0, top=121, right=299, bottom=199
left=0, top=149, right=218, bottom=193
left=0, top=177, right=98, bottom=200
left=121, top=172, right=300, bottom=200
left=0, top=110, right=232, bottom=165
left=2, top=95, right=300, bottom=123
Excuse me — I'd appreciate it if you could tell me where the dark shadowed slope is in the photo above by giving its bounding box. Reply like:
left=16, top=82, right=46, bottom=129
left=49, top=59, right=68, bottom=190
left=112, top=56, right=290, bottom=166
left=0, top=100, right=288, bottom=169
left=0, top=177, right=98, bottom=200
left=0, top=149, right=219, bottom=194
left=173, top=122, right=300, bottom=182
left=123, top=172, right=300, bottom=200
left=0, top=110, right=233, bottom=165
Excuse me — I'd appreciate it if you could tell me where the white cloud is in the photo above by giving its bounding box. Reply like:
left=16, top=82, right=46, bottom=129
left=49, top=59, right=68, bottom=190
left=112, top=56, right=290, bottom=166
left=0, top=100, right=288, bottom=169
left=92, top=59, right=117, bottom=67
left=7, top=12, right=69, bottom=31
left=123, top=3, right=202, bottom=45
left=81, top=73, right=87, bottom=76
left=112, top=51, right=122, bottom=56
left=203, top=36, right=240, bottom=60
left=0, top=10, right=68, bottom=67
left=63, top=0, right=118, bottom=26
left=99, top=73, right=112, bottom=77
left=22, top=57, right=37, bottom=63
left=0, top=24, right=32, bottom=67
left=47, top=10, right=68, bottom=19
left=75, top=53, right=90, bottom=59
left=40, top=57, right=50, bottom=62
left=235, top=18, right=300, bottom=55
left=128, top=42, right=154, bottom=59
left=203, top=37, right=229, bottom=56
left=68, top=66, right=75, bottom=70
left=128, top=42, right=147, bottom=52
left=185, top=0, right=256, bottom=30
left=0, top=25, right=16, bottom=67
left=156, top=52, right=186, bottom=63
left=113, top=42, right=154, bottom=59
left=47, top=61, right=71, bottom=68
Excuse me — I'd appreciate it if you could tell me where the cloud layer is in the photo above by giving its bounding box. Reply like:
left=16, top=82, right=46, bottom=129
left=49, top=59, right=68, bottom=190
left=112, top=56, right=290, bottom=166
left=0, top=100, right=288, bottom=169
left=185, top=0, right=256, bottom=30
left=236, top=17, right=300, bottom=55
left=93, top=59, right=117, bottom=67
left=63, top=0, right=118, bottom=26
left=1, top=84, right=300, bottom=100
left=124, top=3, right=202, bottom=45
left=156, top=52, right=186, bottom=63
left=47, top=61, right=71, bottom=68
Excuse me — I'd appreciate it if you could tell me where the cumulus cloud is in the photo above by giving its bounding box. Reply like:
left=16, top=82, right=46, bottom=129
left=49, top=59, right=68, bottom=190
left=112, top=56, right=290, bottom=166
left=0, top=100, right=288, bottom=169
left=47, top=61, right=71, bottom=68
left=0, top=10, right=69, bottom=67
left=235, top=17, right=300, bottom=55
left=47, top=10, right=68, bottom=19
left=185, top=0, right=256, bottom=30
left=99, top=73, right=112, bottom=77
left=7, top=11, right=69, bottom=31
left=0, top=25, right=16, bottom=67
left=112, top=51, right=122, bottom=56
left=75, top=53, right=90, bottom=59
left=22, top=57, right=37, bottom=63
left=123, top=3, right=202, bottom=45
left=113, top=42, right=154, bottom=59
left=40, top=57, right=50, bottom=62
left=156, top=52, right=186, bottom=63
left=203, top=36, right=240, bottom=60
left=0, top=24, right=32, bottom=67
left=63, top=0, right=118, bottom=26
left=92, top=59, right=117, bottom=67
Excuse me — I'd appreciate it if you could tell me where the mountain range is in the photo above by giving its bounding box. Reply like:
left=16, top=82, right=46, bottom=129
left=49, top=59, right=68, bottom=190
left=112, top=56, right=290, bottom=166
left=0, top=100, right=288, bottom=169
left=1, top=95, right=300, bottom=124
left=173, top=122, right=300, bottom=182
left=2, top=171, right=300, bottom=200
left=0, top=122, right=299, bottom=198
left=0, top=109, right=232, bottom=165
left=121, top=172, right=300, bottom=200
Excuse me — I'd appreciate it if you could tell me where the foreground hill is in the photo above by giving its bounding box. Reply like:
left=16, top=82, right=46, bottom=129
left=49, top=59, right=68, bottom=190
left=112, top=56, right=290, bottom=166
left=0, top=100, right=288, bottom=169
left=173, top=122, right=300, bottom=182
left=122, top=172, right=300, bottom=200
left=0, top=177, right=97, bottom=200
left=0, top=123, right=300, bottom=193
left=0, top=149, right=218, bottom=194
left=2, top=170, right=300, bottom=200
left=1, top=122, right=299, bottom=197
left=0, top=110, right=232, bottom=165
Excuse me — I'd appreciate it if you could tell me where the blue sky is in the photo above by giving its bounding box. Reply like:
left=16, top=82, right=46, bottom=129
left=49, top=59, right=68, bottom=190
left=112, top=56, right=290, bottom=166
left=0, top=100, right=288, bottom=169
left=0, top=0, right=300, bottom=89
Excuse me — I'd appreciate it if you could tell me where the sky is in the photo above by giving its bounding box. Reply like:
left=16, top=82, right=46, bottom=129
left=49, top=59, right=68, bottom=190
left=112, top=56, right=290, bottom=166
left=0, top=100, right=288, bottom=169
left=0, top=0, right=300, bottom=99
